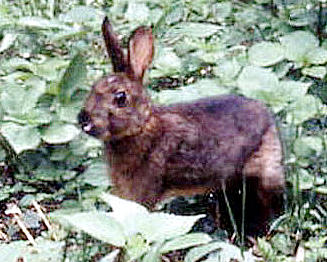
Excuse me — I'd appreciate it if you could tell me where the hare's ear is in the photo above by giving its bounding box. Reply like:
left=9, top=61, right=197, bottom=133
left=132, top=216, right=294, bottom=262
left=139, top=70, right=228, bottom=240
left=102, top=17, right=128, bottom=73
left=128, top=26, right=154, bottom=81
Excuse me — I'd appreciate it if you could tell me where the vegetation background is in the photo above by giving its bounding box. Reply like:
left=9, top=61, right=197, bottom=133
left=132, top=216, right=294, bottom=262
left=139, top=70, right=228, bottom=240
left=0, top=0, right=327, bottom=261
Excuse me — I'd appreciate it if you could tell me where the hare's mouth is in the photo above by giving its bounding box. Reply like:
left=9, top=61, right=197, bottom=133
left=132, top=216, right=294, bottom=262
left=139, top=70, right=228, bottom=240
left=78, top=109, right=110, bottom=139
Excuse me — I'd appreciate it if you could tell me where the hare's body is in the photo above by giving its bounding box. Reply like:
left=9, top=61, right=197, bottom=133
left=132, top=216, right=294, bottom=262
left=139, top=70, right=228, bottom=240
left=79, top=17, right=285, bottom=234
left=106, top=95, right=283, bottom=203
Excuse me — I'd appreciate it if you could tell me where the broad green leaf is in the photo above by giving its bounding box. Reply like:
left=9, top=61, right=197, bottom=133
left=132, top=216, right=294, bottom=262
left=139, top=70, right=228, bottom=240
left=1, top=123, right=41, bottom=154
left=126, top=234, right=149, bottom=261
left=307, top=48, right=327, bottom=65
left=237, top=66, right=279, bottom=93
left=0, top=33, right=17, bottom=53
left=167, top=22, right=221, bottom=38
left=58, top=105, right=81, bottom=123
left=34, top=168, right=76, bottom=181
left=187, top=79, right=229, bottom=97
left=279, top=80, right=311, bottom=101
left=289, top=8, right=315, bottom=27
left=17, top=17, right=69, bottom=30
left=302, top=66, right=327, bottom=79
left=101, top=193, right=148, bottom=216
left=248, top=42, right=284, bottom=66
left=0, top=57, right=34, bottom=73
left=0, top=243, right=20, bottom=261
left=100, top=249, right=121, bottom=262
left=154, top=79, right=228, bottom=105
left=184, top=241, right=224, bottom=262
left=62, top=211, right=126, bottom=247
left=24, top=108, right=53, bottom=125
left=81, top=161, right=110, bottom=187
left=101, top=193, right=149, bottom=237
left=286, top=95, right=322, bottom=124
left=60, top=6, right=100, bottom=23
left=203, top=249, right=256, bottom=262
left=293, top=136, right=323, bottom=158
left=297, top=168, right=315, bottom=190
left=153, top=88, right=199, bottom=104
left=34, top=58, right=69, bottom=81
left=212, top=2, right=232, bottom=21
left=139, top=213, right=205, bottom=243
left=160, top=233, right=212, bottom=253
left=237, top=66, right=284, bottom=107
left=125, top=2, right=150, bottom=23
left=1, top=79, right=46, bottom=116
left=213, top=59, right=241, bottom=81
left=151, top=47, right=182, bottom=77
left=58, top=52, right=86, bottom=104
left=280, top=31, right=318, bottom=62
left=0, top=239, right=64, bottom=262
left=141, top=242, right=162, bottom=262
left=41, top=123, right=80, bottom=144
left=257, top=238, right=276, bottom=260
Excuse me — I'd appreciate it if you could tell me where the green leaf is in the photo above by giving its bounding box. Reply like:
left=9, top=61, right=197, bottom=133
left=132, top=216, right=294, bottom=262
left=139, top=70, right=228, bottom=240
left=0, top=239, right=64, bottom=261
left=41, top=123, right=80, bottom=144
left=0, top=243, right=20, bottom=261
left=141, top=242, right=162, bottom=262
left=153, top=79, right=228, bottom=105
left=126, top=234, right=149, bottom=261
left=99, top=249, right=121, bottom=262
left=1, top=123, right=41, bottom=154
left=203, top=249, right=256, bottom=262
left=257, top=238, right=276, bottom=261
left=160, top=233, right=212, bottom=253
left=139, top=213, right=205, bottom=243
left=1, top=79, right=46, bottom=116
left=62, top=211, right=126, bottom=247
left=151, top=47, right=182, bottom=77
left=58, top=52, right=86, bottom=104
left=213, top=59, right=241, bottom=81
left=125, top=2, right=150, bottom=23
left=17, top=16, right=69, bottom=30
left=60, top=6, right=100, bottom=23
left=167, top=22, right=221, bottom=38
left=238, top=66, right=279, bottom=93
left=307, top=48, right=327, bottom=65
left=101, top=193, right=149, bottom=237
left=184, top=241, right=224, bottom=262
left=34, top=58, right=69, bottom=81
left=81, top=161, right=110, bottom=187
left=280, top=31, right=318, bottom=62
left=248, top=42, right=284, bottom=66
left=0, top=33, right=17, bottom=53
left=212, top=2, right=232, bottom=21
left=237, top=66, right=284, bottom=108
left=296, top=168, right=315, bottom=190
left=286, top=95, right=322, bottom=124
left=279, top=80, right=311, bottom=101
left=302, top=66, right=327, bottom=79
left=293, top=136, right=323, bottom=158
left=187, top=79, right=229, bottom=97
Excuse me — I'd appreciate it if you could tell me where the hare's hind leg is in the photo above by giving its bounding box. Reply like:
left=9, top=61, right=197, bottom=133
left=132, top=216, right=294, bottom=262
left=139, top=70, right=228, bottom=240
left=243, top=125, right=285, bottom=233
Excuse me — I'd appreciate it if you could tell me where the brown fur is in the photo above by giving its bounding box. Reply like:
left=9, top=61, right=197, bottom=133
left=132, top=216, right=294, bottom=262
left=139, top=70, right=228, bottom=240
left=78, top=17, right=285, bottom=234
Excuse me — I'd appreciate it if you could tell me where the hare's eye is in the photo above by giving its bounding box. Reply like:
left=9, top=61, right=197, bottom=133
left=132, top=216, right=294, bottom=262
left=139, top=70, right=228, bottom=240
left=114, top=91, right=127, bottom=108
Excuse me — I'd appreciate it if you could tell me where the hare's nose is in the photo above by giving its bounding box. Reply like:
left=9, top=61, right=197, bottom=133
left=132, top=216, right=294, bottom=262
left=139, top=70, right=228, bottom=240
left=78, top=110, right=99, bottom=137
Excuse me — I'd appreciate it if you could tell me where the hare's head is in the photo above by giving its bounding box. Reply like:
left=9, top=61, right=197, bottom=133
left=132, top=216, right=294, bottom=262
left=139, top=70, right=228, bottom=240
left=78, top=17, right=154, bottom=141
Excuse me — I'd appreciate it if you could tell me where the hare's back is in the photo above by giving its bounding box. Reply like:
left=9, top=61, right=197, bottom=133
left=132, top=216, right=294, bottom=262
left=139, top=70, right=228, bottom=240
left=172, top=95, right=274, bottom=137
left=161, top=95, right=276, bottom=185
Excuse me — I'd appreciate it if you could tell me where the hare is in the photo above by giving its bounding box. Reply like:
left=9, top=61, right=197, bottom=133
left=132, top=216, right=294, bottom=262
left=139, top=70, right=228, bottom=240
left=78, top=17, right=285, bottom=234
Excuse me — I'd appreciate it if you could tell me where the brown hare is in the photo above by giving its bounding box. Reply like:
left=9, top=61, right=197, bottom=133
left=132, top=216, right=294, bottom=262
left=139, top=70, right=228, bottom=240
left=78, top=17, right=285, bottom=235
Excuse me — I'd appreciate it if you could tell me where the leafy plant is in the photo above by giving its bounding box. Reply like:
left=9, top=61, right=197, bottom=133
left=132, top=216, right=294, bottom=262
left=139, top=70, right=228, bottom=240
left=55, top=193, right=212, bottom=262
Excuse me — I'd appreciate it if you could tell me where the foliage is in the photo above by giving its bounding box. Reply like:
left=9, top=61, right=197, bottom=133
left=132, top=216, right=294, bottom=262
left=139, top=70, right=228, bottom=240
left=0, top=0, right=327, bottom=261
